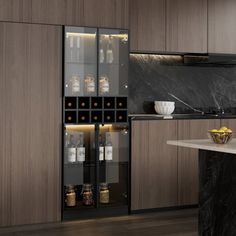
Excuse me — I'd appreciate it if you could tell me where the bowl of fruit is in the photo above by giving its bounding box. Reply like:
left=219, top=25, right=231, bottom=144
left=209, top=126, right=233, bottom=144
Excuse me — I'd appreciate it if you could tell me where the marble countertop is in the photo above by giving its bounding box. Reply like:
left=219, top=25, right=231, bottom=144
left=167, top=139, right=236, bottom=154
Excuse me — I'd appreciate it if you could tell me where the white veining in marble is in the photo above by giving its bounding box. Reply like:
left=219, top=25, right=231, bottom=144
left=167, top=138, right=236, bottom=154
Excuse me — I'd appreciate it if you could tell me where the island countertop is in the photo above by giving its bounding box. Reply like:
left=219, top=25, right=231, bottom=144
left=167, top=138, right=236, bottom=154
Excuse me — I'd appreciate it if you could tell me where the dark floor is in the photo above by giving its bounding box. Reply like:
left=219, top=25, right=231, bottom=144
left=0, top=209, right=198, bottom=236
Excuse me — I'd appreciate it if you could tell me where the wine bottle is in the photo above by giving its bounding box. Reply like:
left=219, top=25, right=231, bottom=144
left=106, top=36, right=114, bottom=64
left=99, top=38, right=105, bottom=63
left=71, top=76, right=80, bottom=95
left=105, top=133, right=113, bottom=161
left=99, top=75, right=109, bottom=94
left=67, top=134, right=76, bottom=163
left=76, top=36, right=80, bottom=62
left=77, top=133, right=85, bottom=162
left=84, top=74, right=95, bottom=94
left=99, top=134, right=104, bottom=161
left=69, top=36, right=74, bottom=61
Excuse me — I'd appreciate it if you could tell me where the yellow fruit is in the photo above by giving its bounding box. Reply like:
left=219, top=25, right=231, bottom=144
left=211, top=129, right=218, bottom=132
left=227, top=129, right=233, bottom=133
left=220, top=126, right=228, bottom=131
left=217, top=130, right=225, bottom=133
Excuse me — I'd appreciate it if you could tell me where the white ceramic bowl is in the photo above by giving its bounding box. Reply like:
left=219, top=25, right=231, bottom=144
left=154, top=101, right=175, bottom=115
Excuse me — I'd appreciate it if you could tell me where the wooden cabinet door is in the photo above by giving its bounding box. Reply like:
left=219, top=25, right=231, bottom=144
left=131, top=120, right=178, bottom=211
left=208, top=0, right=236, bottom=53
left=177, top=119, right=220, bottom=206
left=83, top=0, right=129, bottom=28
left=166, top=0, right=207, bottom=53
left=129, top=0, right=166, bottom=52
left=0, top=22, right=62, bottom=227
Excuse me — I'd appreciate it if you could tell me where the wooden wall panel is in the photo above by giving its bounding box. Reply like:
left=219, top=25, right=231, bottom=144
left=208, top=0, right=236, bottom=54
left=177, top=119, right=220, bottom=206
left=220, top=119, right=236, bottom=132
left=131, top=120, right=178, bottom=211
left=166, top=0, right=207, bottom=53
left=83, top=0, right=129, bottom=28
left=0, top=22, right=62, bottom=226
left=65, top=0, right=84, bottom=26
left=31, top=0, right=66, bottom=25
left=0, top=0, right=32, bottom=23
left=0, top=0, right=129, bottom=28
left=129, top=0, right=166, bottom=52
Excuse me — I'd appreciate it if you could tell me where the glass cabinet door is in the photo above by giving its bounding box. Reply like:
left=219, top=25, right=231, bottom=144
left=98, top=124, right=129, bottom=208
left=65, top=27, right=97, bottom=97
left=64, top=125, right=96, bottom=211
left=98, top=29, right=129, bottom=96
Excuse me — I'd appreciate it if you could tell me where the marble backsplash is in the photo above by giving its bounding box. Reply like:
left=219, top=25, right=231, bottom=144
left=128, top=54, right=236, bottom=114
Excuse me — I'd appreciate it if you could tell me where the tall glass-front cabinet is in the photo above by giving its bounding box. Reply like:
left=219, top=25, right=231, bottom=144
left=63, top=26, right=129, bottom=220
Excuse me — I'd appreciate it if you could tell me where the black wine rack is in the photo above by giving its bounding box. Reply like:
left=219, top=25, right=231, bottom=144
left=64, top=96, right=128, bottom=124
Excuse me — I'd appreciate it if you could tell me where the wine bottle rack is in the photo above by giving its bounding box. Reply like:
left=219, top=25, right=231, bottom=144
left=64, top=96, right=128, bottom=124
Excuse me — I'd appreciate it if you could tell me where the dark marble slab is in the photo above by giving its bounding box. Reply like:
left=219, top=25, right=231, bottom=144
left=199, top=150, right=236, bottom=236
left=129, top=54, right=236, bottom=114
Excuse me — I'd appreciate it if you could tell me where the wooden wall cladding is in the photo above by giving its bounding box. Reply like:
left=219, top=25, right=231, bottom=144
left=0, top=0, right=129, bottom=28
left=0, top=22, right=62, bottom=227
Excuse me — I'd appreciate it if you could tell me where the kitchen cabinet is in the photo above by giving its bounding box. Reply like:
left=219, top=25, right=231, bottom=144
left=208, top=0, right=236, bottom=54
left=166, top=0, right=207, bottom=53
left=177, top=119, right=220, bottom=206
left=63, top=26, right=129, bottom=220
left=131, top=120, right=178, bottom=211
left=131, top=119, right=225, bottom=211
left=0, top=22, right=62, bottom=227
left=0, top=0, right=129, bottom=28
left=83, top=0, right=129, bottom=29
left=64, top=27, right=129, bottom=99
left=129, top=0, right=166, bottom=52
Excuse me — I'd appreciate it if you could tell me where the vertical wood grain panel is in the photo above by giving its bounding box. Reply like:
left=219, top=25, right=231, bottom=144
left=220, top=119, right=236, bottom=132
left=0, top=22, right=11, bottom=227
left=208, top=0, right=236, bottom=53
left=0, top=0, right=32, bottom=22
left=31, top=0, right=66, bottom=25
left=65, top=0, right=84, bottom=26
left=177, top=119, right=220, bottom=206
left=83, top=0, right=129, bottom=28
left=131, top=121, right=149, bottom=210
left=129, top=0, right=166, bottom=52
left=166, top=0, right=207, bottom=53
left=0, top=0, right=129, bottom=28
left=0, top=22, right=62, bottom=226
left=131, top=120, right=178, bottom=211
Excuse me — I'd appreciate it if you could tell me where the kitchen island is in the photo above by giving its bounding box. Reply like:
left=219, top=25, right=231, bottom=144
left=167, top=138, right=236, bottom=236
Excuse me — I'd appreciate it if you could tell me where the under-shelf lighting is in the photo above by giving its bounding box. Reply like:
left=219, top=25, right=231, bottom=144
left=66, top=32, right=96, bottom=38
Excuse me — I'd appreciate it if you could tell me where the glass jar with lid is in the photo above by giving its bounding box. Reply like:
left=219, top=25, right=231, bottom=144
left=65, top=185, right=76, bottom=207
left=100, top=183, right=109, bottom=204
left=82, top=184, right=93, bottom=206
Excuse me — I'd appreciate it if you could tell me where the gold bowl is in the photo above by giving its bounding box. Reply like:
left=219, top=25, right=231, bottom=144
left=208, top=131, right=233, bottom=144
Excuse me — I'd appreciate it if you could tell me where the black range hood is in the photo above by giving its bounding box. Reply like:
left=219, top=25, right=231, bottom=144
left=183, top=54, right=236, bottom=66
